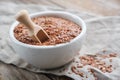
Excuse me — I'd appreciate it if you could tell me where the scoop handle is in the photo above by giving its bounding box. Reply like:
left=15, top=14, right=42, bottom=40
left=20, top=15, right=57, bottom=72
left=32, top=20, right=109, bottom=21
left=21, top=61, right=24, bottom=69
left=15, top=10, right=34, bottom=31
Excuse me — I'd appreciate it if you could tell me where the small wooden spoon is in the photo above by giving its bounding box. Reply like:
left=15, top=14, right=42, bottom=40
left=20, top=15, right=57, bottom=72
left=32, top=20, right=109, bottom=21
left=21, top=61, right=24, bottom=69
left=15, top=10, right=50, bottom=43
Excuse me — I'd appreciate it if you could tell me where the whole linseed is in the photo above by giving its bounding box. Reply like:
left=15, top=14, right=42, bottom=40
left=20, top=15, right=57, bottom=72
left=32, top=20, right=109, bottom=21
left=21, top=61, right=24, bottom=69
left=70, top=52, right=117, bottom=78
left=14, top=16, right=81, bottom=45
left=79, top=53, right=116, bottom=73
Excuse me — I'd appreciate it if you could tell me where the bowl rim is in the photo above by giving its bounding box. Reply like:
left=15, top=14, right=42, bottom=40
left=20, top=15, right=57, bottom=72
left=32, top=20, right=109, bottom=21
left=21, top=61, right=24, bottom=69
left=9, top=11, right=86, bottom=49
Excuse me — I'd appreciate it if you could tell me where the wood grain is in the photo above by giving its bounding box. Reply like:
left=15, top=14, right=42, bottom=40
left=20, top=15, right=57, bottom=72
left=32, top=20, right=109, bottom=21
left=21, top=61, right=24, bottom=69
left=0, top=0, right=119, bottom=16
left=48, top=0, right=120, bottom=16
left=0, top=62, right=73, bottom=80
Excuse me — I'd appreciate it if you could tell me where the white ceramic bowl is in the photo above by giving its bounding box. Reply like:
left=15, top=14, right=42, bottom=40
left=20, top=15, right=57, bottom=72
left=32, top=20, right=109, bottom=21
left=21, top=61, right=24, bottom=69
left=9, top=11, right=86, bottom=69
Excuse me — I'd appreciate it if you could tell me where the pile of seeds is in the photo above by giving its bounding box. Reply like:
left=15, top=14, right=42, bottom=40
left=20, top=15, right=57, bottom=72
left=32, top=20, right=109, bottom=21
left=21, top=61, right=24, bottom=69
left=70, top=53, right=117, bottom=78
left=79, top=54, right=115, bottom=73
left=14, top=16, right=81, bottom=45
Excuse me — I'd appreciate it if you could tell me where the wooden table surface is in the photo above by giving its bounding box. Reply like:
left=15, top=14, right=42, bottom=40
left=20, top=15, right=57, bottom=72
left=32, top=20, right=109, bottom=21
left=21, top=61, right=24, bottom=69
left=1, top=0, right=120, bottom=16
left=0, top=0, right=120, bottom=80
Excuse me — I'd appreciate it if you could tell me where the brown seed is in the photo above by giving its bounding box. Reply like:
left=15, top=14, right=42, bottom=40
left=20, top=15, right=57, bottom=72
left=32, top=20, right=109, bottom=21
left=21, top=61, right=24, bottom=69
left=109, top=53, right=117, bottom=57
left=109, top=59, right=112, bottom=62
left=79, top=72, right=84, bottom=77
left=77, top=65, right=83, bottom=68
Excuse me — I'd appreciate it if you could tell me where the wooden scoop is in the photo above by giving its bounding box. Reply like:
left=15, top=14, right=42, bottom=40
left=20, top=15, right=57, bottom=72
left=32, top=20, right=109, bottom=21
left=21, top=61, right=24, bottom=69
left=15, top=10, right=50, bottom=43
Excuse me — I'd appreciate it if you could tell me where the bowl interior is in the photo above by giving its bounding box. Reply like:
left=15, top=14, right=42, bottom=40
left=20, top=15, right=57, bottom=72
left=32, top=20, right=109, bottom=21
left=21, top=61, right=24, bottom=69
left=10, top=11, right=86, bottom=49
